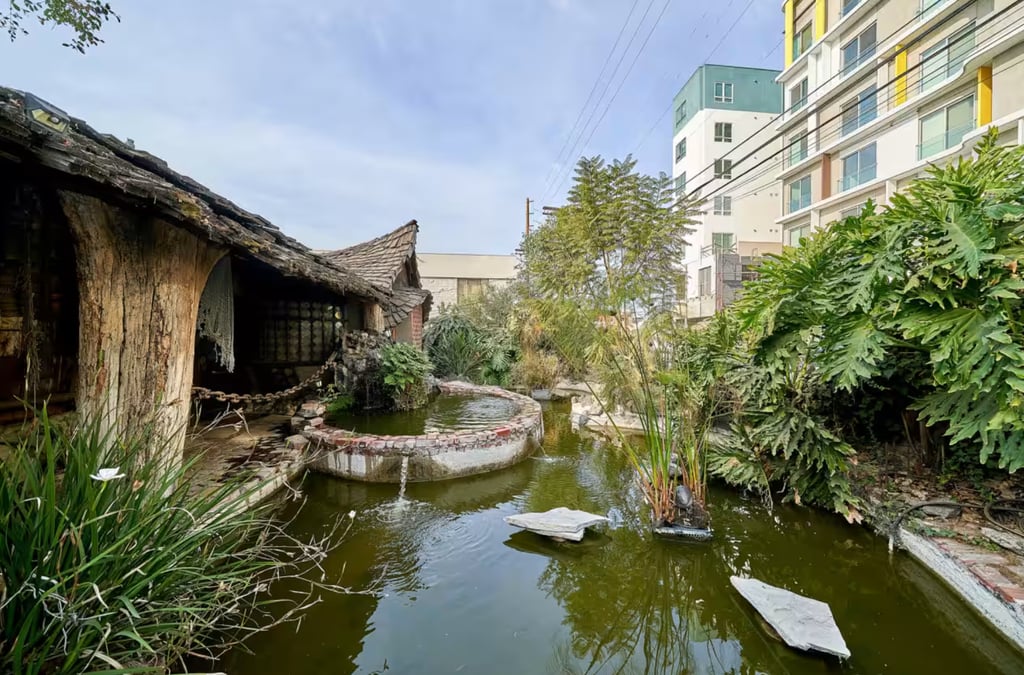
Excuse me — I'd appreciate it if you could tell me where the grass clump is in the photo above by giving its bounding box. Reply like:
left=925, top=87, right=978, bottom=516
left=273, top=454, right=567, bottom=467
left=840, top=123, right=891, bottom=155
left=0, top=407, right=351, bottom=674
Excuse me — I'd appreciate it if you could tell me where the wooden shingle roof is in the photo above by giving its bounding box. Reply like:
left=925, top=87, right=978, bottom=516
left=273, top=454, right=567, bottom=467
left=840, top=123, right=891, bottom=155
left=0, top=87, right=385, bottom=302
left=321, top=220, right=420, bottom=288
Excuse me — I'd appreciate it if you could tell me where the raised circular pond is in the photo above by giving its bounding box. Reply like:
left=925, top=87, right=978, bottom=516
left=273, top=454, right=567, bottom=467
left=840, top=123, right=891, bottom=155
left=300, top=381, right=543, bottom=483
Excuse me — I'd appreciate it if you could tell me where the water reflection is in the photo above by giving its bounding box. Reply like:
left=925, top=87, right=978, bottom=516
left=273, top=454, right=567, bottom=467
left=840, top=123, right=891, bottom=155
left=218, top=403, right=1024, bottom=675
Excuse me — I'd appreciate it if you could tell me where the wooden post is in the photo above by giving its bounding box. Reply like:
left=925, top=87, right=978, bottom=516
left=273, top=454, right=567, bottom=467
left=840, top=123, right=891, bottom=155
left=59, top=192, right=223, bottom=470
left=364, top=302, right=385, bottom=334
left=525, top=197, right=531, bottom=237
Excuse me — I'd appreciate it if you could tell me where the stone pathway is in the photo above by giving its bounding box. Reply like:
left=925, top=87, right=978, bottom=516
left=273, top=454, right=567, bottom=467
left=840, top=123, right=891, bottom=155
left=185, top=414, right=305, bottom=503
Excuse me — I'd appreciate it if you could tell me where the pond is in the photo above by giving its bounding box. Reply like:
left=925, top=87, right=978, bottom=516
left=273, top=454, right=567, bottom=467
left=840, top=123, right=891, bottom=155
left=327, top=393, right=520, bottom=435
left=218, top=402, right=1024, bottom=674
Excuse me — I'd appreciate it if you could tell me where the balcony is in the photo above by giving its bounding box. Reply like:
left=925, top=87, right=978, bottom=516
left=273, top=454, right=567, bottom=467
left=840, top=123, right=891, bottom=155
left=918, top=124, right=974, bottom=160
left=917, top=0, right=950, bottom=22
left=838, top=164, right=877, bottom=192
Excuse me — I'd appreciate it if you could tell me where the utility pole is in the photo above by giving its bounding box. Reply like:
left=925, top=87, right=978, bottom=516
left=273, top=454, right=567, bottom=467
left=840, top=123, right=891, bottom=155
left=525, top=197, right=531, bottom=237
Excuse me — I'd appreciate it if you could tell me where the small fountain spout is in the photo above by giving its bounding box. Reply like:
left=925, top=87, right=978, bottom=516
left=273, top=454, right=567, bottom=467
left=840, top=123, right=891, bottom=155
left=397, top=456, right=410, bottom=501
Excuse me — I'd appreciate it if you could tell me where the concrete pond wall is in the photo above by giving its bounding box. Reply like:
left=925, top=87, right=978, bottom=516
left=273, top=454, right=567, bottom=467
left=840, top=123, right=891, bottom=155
left=298, top=381, right=544, bottom=483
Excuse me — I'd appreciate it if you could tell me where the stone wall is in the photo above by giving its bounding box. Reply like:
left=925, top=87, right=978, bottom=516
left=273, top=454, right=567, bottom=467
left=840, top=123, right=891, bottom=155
left=333, top=329, right=390, bottom=409
left=299, top=380, right=543, bottom=483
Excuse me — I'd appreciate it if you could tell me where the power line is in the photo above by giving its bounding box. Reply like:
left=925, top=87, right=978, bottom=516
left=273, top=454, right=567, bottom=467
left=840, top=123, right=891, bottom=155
left=628, top=0, right=756, bottom=157
left=682, top=0, right=982, bottom=199
left=546, top=0, right=676, bottom=201
left=710, top=20, right=1024, bottom=208
left=538, top=0, right=642, bottom=197
left=703, top=9, right=1024, bottom=208
left=540, top=0, right=661, bottom=204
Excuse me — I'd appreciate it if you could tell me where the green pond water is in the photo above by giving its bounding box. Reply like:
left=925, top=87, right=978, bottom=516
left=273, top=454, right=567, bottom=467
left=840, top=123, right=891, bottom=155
left=327, top=393, right=520, bottom=435
left=218, top=402, right=1024, bottom=674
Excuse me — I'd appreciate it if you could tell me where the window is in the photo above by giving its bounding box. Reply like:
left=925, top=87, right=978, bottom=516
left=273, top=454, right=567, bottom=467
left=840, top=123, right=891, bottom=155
left=789, top=133, right=809, bottom=166
left=790, top=78, right=808, bottom=111
left=840, top=203, right=866, bottom=220
left=698, top=266, right=712, bottom=296
left=675, top=101, right=687, bottom=124
left=714, top=81, right=734, bottom=103
left=920, top=24, right=976, bottom=92
left=675, top=138, right=687, bottom=162
left=788, top=175, right=812, bottom=212
left=842, top=23, right=877, bottom=75
left=920, top=0, right=949, bottom=19
left=842, top=0, right=862, bottom=16
left=841, top=86, right=878, bottom=136
left=714, top=122, right=733, bottom=143
left=714, top=159, right=733, bottom=179
left=793, top=23, right=813, bottom=61
left=713, top=196, right=732, bottom=216
left=787, top=224, right=811, bottom=247
left=457, top=278, right=487, bottom=302
left=712, top=232, right=734, bottom=252
left=675, top=173, right=687, bottom=194
left=919, top=95, right=975, bottom=159
left=840, top=143, right=877, bottom=191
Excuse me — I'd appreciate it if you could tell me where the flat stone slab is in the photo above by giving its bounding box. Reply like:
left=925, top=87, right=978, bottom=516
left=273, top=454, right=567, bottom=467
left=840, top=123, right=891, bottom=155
left=505, top=507, right=609, bottom=542
left=731, top=576, right=850, bottom=659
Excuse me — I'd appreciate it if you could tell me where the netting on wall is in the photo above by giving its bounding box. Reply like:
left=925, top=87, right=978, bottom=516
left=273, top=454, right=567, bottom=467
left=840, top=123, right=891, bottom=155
left=197, top=257, right=235, bottom=372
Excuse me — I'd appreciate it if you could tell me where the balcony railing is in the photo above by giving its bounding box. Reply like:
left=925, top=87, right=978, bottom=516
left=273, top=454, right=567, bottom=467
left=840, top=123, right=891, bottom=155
left=917, top=124, right=975, bottom=160
left=838, top=164, right=877, bottom=192
left=788, top=196, right=811, bottom=213
left=917, top=0, right=949, bottom=21
left=841, top=45, right=876, bottom=77
left=842, top=0, right=862, bottom=17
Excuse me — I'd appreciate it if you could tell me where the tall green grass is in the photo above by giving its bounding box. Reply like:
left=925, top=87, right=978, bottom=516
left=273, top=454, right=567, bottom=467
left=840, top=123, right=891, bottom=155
left=0, top=407, right=349, bottom=674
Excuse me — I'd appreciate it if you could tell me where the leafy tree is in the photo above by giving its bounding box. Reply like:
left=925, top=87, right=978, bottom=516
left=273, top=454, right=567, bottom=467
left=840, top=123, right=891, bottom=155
left=2, top=0, right=118, bottom=52
left=521, top=156, right=708, bottom=525
left=521, top=155, right=696, bottom=318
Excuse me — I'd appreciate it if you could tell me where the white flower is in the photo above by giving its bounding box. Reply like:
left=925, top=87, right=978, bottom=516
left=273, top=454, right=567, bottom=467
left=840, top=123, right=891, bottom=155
left=90, top=467, right=125, bottom=482
left=348, top=510, right=356, bottom=519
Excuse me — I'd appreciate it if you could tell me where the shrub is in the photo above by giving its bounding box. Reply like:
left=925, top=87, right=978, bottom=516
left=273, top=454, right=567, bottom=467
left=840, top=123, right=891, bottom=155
left=511, top=349, right=560, bottom=391
left=0, top=408, right=349, bottom=674
left=423, top=309, right=515, bottom=386
left=379, top=342, right=433, bottom=410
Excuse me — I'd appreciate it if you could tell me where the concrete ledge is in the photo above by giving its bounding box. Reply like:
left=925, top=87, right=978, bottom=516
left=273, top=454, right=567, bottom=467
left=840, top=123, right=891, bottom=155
left=900, top=528, right=1024, bottom=649
left=301, top=381, right=544, bottom=483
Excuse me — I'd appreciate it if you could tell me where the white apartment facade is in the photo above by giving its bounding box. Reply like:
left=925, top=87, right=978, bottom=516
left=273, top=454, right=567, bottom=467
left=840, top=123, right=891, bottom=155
left=672, top=65, right=784, bottom=320
left=776, top=0, right=1024, bottom=243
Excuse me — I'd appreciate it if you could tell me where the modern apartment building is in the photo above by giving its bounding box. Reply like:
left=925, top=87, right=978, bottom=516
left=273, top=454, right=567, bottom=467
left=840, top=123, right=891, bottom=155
left=672, top=65, right=784, bottom=320
left=775, top=0, right=1024, bottom=244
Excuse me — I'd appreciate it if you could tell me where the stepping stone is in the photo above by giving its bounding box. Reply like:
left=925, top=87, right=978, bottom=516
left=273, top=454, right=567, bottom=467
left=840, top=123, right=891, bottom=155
left=504, top=507, right=609, bottom=542
left=731, top=576, right=850, bottom=659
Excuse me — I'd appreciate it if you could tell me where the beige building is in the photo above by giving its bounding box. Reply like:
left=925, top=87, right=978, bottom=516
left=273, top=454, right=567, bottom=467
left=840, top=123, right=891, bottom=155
left=417, top=253, right=518, bottom=307
left=775, top=0, right=1024, bottom=243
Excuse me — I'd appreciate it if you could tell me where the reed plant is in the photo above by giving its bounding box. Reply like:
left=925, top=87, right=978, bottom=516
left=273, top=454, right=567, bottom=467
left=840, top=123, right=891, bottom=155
left=0, top=407, right=351, bottom=674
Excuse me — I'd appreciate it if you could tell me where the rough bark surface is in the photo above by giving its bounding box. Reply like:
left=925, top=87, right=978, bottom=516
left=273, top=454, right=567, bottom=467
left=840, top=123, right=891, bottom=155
left=60, top=191, right=223, bottom=468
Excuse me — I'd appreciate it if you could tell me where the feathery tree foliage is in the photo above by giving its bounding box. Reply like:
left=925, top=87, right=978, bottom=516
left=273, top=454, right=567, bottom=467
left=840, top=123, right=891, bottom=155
left=2, top=1, right=118, bottom=52
left=521, top=156, right=710, bottom=525
left=520, top=156, right=696, bottom=317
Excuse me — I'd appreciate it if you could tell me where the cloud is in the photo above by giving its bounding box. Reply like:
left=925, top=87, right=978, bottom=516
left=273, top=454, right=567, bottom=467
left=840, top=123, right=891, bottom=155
left=0, top=0, right=783, bottom=254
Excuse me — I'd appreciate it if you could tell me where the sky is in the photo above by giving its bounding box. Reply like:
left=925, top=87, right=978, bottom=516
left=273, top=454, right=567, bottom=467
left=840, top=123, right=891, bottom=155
left=2, top=0, right=782, bottom=254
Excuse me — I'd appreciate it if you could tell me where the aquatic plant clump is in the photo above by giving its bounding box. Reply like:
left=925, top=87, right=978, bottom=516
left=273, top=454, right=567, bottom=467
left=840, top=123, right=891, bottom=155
left=0, top=408, right=353, bottom=674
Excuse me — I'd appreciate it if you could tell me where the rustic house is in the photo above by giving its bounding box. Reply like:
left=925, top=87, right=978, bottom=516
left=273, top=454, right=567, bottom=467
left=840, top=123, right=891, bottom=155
left=0, top=86, right=427, bottom=466
left=321, top=221, right=432, bottom=347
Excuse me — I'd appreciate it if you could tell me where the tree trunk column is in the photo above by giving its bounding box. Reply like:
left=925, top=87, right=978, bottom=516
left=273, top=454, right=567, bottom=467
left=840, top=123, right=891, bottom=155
left=60, top=192, right=223, bottom=469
